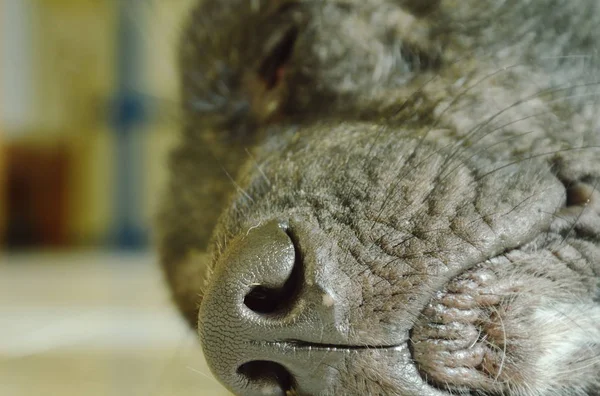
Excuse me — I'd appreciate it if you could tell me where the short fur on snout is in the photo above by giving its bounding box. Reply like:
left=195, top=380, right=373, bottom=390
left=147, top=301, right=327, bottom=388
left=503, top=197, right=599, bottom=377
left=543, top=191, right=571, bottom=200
left=158, top=1, right=600, bottom=395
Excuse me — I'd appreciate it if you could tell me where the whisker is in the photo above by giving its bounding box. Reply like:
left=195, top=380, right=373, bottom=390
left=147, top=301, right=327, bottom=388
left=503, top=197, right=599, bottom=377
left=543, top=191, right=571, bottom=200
left=489, top=306, right=507, bottom=382
left=150, top=327, right=197, bottom=396
left=474, top=145, right=600, bottom=183
left=245, top=148, right=272, bottom=186
left=221, top=166, right=255, bottom=203
left=187, top=366, right=222, bottom=383
left=545, top=90, right=600, bottom=105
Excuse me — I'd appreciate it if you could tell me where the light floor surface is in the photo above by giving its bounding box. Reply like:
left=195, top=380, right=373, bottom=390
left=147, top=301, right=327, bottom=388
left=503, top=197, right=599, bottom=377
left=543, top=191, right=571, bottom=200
left=0, top=251, right=231, bottom=396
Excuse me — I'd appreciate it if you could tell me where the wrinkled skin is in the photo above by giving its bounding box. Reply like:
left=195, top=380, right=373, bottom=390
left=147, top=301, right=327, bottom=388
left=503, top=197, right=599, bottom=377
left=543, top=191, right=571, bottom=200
left=158, top=1, right=600, bottom=395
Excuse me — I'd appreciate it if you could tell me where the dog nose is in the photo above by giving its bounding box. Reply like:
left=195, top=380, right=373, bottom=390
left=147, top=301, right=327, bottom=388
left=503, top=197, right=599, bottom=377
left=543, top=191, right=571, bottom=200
left=198, top=220, right=347, bottom=395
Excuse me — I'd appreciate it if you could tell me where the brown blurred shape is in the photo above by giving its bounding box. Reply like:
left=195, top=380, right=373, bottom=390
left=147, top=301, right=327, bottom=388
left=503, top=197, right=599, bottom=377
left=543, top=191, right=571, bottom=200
left=0, top=131, right=5, bottom=247
left=4, top=143, right=71, bottom=249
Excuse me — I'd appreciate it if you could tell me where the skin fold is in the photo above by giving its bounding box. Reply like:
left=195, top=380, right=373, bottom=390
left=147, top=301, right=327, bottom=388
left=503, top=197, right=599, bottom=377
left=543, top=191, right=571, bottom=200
left=157, top=1, right=600, bottom=395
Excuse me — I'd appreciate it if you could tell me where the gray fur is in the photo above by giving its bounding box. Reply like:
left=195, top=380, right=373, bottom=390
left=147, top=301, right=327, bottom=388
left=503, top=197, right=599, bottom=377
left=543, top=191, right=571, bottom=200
left=158, top=1, right=600, bottom=395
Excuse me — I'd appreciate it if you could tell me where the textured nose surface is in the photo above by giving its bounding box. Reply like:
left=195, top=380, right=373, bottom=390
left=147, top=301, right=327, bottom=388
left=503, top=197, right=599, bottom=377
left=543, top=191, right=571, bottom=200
left=198, top=220, right=352, bottom=395
left=199, top=222, right=336, bottom=395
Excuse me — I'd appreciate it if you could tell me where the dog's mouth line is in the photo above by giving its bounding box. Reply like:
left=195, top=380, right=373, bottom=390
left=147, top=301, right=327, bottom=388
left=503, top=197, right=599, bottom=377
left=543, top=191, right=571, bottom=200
left=256, top=340, right=406, bottom=351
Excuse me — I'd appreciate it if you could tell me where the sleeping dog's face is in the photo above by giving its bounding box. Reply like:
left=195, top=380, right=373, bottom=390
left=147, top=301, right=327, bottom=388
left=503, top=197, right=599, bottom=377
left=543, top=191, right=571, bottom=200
left=158, top=1, right=600, bottom=395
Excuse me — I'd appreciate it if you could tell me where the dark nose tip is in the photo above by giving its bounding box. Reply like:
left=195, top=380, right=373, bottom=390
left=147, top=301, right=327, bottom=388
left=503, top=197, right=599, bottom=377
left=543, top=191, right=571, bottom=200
left=197, top=220, right=344, bottom=395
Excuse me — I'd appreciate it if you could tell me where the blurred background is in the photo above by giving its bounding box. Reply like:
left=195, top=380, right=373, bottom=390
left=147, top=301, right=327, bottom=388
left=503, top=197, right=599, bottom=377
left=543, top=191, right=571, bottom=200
left=0, top=0, right=229, bottom=394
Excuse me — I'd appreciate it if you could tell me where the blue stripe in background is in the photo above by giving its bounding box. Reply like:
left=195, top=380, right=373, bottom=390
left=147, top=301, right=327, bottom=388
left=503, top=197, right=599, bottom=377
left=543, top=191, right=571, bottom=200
left=111, top=0, right=149, bottom=250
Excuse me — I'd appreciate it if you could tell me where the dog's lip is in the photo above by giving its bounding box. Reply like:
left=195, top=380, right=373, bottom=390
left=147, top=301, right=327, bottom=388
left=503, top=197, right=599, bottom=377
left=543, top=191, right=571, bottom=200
left=234, top=342, right=449, bottom=396
left=254, top=339, right=407, bottom=351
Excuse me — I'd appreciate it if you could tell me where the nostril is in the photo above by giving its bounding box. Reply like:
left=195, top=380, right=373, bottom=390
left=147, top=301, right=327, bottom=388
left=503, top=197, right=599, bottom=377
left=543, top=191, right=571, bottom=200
left=244, top=285, right=287, bottom=313
left=238, top=361, right=295, bottom=396
left=244, top=229, right=303, bottom=314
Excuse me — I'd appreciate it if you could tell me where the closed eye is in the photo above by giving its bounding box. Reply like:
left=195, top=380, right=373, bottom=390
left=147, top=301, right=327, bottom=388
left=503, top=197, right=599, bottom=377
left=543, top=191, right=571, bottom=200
left=258, top=26, right=299, bottom=90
